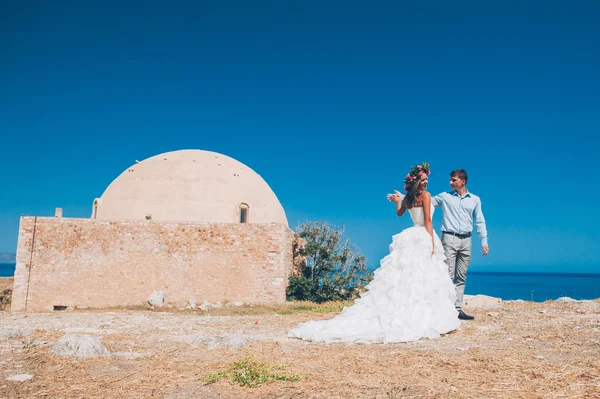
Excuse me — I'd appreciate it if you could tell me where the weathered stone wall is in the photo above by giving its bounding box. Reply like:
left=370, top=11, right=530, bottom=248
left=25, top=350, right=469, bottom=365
left=12, top=217, right=294, bottom=312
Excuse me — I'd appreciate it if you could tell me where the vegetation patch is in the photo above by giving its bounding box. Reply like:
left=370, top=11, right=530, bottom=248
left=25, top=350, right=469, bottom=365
left=206, top=357, right=301, bottom=387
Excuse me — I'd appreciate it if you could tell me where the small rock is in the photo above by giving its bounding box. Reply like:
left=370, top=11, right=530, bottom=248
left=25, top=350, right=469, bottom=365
left=448, top=386, right=457, bottom=391
left=539, top=310, right=547, bottom=313
left=51, top=334, right=109, bottom=358
left=555, top=297, right=579, bottom=303
left=147, top=291, right=165, bottom=307
left=6, top=374, right=33, bottom=382
left=535, top=355, right=544, bottom=359
left=0, top=329, right=32, bottom=341
left=199, top=301, right=221, bottom=311
left=464, top=294, right=502, bottom=309
left=487, top=312, right=500, bottom=318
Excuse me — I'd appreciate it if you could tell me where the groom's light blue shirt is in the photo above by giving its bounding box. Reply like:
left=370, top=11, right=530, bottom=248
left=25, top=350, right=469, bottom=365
left=431, top=191, right=488, bottom=247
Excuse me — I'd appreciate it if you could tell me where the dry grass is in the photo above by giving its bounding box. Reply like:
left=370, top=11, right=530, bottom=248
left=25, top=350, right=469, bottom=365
left=0, top=277, right=13, bottom=292
left=73, top=299, right=355, bottom=316
left=1, top=299, right=600, bottom=399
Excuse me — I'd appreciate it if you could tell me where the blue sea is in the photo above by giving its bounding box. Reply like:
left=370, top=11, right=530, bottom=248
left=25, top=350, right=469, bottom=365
left=463, top=271, right=600, bottom=301
left=1, top=263, right=16, bottom=277
left=0, top=263, right=598, bottom=301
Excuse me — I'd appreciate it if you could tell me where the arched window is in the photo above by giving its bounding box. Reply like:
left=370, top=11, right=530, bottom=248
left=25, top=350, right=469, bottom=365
left=92, top=199, right=99, bottom=219
left=239, top=203, right=249, bottom=223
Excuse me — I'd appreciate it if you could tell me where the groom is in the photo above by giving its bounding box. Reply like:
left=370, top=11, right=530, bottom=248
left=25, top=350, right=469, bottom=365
left=432, top=169, right=489, bottom=320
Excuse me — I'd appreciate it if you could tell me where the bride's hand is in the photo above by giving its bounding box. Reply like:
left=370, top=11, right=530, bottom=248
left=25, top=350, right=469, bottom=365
left=386, top=190, right=403, bottom=204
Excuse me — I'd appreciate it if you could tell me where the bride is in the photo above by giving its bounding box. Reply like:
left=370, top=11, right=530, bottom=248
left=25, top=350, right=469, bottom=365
left=288, top=163, right=460, bottom=343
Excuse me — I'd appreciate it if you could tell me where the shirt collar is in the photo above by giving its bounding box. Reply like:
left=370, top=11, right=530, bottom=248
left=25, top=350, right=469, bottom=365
left=451, top=190, right=471, bottom=198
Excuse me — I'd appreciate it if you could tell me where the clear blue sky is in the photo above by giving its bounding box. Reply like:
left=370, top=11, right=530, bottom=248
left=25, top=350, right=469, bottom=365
left=1, top=1, right=599, bottom=273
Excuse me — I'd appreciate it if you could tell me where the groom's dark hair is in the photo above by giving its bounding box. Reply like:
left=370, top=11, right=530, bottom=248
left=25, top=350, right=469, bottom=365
left=450, top=169, right=468, bottom=184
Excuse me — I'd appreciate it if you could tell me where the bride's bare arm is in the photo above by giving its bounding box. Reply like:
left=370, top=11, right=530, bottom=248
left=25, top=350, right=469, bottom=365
left=387, top=190, right=407, bottom=217
left=422, top=192, right=434, bottom=252
left=396, top=198, right=407, bottom=217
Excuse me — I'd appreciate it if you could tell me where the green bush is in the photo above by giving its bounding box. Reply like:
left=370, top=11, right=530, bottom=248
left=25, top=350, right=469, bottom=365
left=287, top=221, right=373, bottom=303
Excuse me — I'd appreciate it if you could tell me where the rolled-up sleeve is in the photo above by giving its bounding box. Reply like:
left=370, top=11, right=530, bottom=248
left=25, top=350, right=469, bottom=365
left=474, top=197, right=488, bottom=246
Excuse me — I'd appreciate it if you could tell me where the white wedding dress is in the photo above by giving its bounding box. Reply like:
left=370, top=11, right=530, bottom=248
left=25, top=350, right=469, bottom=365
left=288, top=205, right=460, bottom=343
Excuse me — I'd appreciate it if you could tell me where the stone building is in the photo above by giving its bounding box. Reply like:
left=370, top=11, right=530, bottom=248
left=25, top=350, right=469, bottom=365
left=12, top=150, right=295, bottom=312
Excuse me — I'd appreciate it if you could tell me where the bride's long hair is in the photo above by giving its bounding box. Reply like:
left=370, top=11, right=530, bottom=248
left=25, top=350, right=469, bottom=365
left=402, top=162, right=430, bottom=209
left=403, top=178, right=422, bottom=209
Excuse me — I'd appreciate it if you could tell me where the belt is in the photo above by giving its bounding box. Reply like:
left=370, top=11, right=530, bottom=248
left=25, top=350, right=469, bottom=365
left=442, top=231, right=471, bottom=239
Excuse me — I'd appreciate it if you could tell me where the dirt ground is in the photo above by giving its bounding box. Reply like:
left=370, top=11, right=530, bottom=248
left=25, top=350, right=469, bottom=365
left=0, top=278, right=12, bottom=292
left=1, top=299, right=599, bottom=399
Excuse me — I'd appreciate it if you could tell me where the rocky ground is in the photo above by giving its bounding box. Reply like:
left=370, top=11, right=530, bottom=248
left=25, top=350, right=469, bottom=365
left=1, top=297, right=599, bottom=399
left=0, top=278, right=12, bottom=312
left=0, top=278, right=12, bottom=292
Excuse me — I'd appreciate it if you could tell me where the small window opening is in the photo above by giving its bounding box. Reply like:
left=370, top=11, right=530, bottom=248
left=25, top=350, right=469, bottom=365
left=92, top=199, right=99, bottom=219
left=239, top=203, right=249, bottom=223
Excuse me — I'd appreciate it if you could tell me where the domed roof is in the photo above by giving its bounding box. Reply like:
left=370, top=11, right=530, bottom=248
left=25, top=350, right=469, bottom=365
left=93, top=150, right=288, bottom=226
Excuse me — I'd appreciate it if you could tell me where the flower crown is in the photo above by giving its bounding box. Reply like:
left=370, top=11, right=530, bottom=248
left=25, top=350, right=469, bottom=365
left=403, top=162, right=431, bottom=192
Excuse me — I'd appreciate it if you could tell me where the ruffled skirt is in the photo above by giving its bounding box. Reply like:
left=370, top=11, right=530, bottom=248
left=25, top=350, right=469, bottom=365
left=288, top=226, right=459, bottom=343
